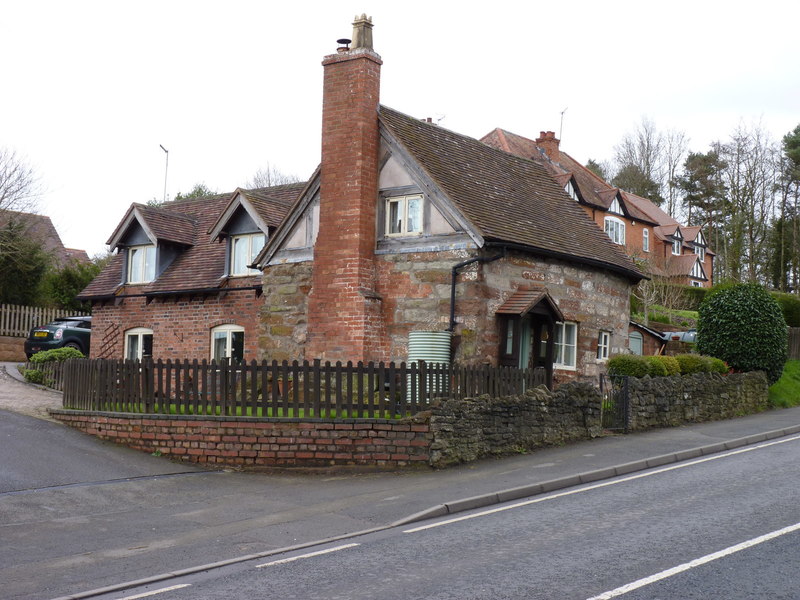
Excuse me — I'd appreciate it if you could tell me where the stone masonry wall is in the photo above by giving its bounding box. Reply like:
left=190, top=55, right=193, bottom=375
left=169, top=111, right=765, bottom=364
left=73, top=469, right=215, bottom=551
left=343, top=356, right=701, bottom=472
left=627, top=372, right=769, bottom=430
left=428, top=382, right=602, bottom=468
left=259, top=262, right=313, bottom=361
left=91, top=289, right=263, bottom=360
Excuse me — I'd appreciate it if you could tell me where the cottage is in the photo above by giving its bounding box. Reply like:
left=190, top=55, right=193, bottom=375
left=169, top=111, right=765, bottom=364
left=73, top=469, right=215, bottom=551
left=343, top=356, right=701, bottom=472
left=81, top=16, right=645, bottom=386
left=255, top=15, right=643, bottom=386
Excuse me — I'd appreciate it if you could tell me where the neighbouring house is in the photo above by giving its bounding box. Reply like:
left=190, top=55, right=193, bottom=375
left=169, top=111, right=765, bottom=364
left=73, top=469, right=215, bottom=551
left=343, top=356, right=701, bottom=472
left=480, top=129, right=715, bottom=289
left=0, top=210, right=89, bottom=266
left=80, top=15, right=645, bottom=386
left=78, top=186, right=304, bottom=360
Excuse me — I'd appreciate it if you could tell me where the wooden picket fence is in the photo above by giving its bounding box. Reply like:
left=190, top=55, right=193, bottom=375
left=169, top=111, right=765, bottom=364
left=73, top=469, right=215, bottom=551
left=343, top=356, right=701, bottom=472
left=0, top=304, right=88, bottom=337
left=61, top=358, right=547, bottom=419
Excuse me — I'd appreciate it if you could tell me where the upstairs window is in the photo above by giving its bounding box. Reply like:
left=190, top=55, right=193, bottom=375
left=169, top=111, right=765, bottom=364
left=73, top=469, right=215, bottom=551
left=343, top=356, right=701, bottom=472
left=609, top=196, right=623, bottom=215
left=125, top=327, right=153, bottom=360
left=386, top=195, right=423, bottom=236
left=211, top=324, right=244, bottom=363
left=231, top=233, right=266, bottom=276
left=604, top=217, right=626, bottom=245
left=672, top=230, right=683, bottom=255
left=127, top=245, right=156, bottom=283
left=694, top=244, right=706, bottom=262
left=643, top=228, right=650, bottom=252
left=565, top=181, right=580, bottom=202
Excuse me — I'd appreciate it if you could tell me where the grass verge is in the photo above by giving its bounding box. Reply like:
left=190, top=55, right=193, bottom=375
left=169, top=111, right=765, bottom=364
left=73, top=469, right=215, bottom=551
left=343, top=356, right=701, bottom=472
left=768, top=360, right=800, bottom=408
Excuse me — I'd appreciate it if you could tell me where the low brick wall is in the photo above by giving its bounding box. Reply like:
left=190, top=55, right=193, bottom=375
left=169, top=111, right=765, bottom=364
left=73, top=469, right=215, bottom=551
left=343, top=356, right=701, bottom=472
left=49, top=411, right=432, bottom=469
left=428, top=382, right=602, bottom=468
left=627, top=372, right=769, bottom=430
left=50, top=372, right=770, bottom=470
left=0, top=335, right=25, bottom=362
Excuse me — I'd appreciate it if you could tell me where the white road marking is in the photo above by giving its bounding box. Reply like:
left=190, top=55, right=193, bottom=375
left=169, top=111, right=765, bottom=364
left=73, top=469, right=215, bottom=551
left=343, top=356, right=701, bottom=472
left=255, top=543, right=360, bottom=568
left=120, top=584, right=191, bottom=599
left=404, top=434, right=800, bottom=533
left=585, top=520, right=800, bottom=599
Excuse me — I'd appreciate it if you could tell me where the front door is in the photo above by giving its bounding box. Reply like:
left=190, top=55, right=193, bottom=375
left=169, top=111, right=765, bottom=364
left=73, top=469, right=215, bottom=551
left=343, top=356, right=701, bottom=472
left=499, top=315, right=554, bottom=388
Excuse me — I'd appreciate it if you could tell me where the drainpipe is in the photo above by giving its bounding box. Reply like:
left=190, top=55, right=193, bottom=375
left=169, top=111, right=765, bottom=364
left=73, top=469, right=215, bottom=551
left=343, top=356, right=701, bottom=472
left=448, top=250, right=505, bottom=332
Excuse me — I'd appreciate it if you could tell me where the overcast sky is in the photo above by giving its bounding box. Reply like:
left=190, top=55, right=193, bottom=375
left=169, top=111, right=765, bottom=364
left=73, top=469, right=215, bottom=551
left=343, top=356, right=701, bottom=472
left=2, top=1, right=798, bottom=257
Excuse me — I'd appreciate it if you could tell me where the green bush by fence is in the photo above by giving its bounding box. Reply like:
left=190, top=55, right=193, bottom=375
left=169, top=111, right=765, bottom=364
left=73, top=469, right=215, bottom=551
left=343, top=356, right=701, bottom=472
left=608, top=353, right=728, bottom=378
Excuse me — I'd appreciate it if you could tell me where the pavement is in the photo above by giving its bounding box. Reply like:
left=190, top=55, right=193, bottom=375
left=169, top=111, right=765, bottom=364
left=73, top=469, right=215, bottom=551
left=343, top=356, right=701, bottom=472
left=4, top=360, right=800, bottom=599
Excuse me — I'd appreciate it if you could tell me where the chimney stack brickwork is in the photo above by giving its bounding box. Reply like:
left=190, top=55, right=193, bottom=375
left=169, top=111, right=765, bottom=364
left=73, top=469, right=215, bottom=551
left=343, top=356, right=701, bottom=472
left=535, top=130, right=560, bottom=162
left=307, top=16, right=389, bottom=363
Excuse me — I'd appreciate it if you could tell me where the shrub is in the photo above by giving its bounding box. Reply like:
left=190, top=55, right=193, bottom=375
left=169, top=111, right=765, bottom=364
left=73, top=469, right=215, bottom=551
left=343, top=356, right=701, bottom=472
left=657, top=355, right=681, bottom=375
left=607, top=354, right=650, bottom=377
left=674, top=353, right=708, bottom=375
left=680, top=285, right=708, bottom=311
left=29, top=347, right=84, bottom=364
left=771, top=292, right=800, bottom=327
left=706, top=356, right=729, bottom=374
left=23, top=369, right=45, bottom=385
left=645, top=356, right=668, bottom=377
left=697, top=283, right=787, bottom=383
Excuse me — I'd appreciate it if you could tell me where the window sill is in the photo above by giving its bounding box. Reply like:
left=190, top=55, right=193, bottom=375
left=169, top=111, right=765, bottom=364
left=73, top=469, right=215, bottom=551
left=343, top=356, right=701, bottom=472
left=554, top=365, right=577, bottom=372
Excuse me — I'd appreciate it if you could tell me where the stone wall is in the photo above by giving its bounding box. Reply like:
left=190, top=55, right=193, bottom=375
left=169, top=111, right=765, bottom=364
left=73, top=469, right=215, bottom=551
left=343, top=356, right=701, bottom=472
left=428, top=382, right=602, bottom=468
left=0, top=335, right=25, bottom=362
left=627, top=372, right=769, bottom=430
left=259, top=262, right=313, bottom=361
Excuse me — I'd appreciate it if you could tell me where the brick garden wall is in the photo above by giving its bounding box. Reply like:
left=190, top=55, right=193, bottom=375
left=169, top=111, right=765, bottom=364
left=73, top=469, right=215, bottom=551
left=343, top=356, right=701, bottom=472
left=91, top=287, right=263, bottom=361
left=51, top=372, right=768, bottom=470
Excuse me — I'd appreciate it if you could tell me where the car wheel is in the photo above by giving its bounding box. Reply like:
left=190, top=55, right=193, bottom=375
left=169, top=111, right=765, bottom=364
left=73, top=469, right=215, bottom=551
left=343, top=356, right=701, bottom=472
left=65, top=342, right=84, bottom=354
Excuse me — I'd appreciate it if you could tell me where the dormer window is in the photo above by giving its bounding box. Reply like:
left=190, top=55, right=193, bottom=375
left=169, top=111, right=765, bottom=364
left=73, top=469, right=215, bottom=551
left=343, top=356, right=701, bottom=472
left=604, top=216, right=626, bottom=245
left=127, top=244, right=156, bottom=283
left=609, top=196, right=623, bottom=215
left=565, top=180, right=580, bottom=202
left=672, top=232, right=683, bottom=255
left=231, top=233, right=266, bottom=276
left=386, top=194, right=422, bottom=236
left=694, top=244, right=706, bottom=262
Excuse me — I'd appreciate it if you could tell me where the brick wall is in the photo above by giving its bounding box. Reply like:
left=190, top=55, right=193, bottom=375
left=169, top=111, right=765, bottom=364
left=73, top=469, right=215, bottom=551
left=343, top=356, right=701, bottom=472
left=91, top=289, right=263, bottom=360
left=0, top=335, right=25, bottom=361
left=50, top=411, right=432, bottom=469
left=307, top=47, right=386, bottom=363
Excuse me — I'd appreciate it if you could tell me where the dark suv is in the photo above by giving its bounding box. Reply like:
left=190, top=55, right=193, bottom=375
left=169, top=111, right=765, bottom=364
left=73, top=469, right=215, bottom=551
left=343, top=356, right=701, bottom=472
left=24, top=316, right=92, bottom=358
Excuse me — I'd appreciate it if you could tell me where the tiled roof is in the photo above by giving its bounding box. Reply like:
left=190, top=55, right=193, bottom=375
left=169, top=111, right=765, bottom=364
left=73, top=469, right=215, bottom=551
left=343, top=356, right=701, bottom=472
left=0, top=210, right=88, bottom=265
left=242, top=186, right=299, bottom=229
left=495, top=286, right=564, bottom=320
left=380, top=107, right=642, bottom=280
left=80, top=184, right=305, bottom=299
left=649, top=253, right=699, bottom=278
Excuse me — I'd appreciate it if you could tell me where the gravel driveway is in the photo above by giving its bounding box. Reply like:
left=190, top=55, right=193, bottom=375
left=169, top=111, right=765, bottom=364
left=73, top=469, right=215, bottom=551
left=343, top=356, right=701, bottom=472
left=0, top=363, right=62, bottom=421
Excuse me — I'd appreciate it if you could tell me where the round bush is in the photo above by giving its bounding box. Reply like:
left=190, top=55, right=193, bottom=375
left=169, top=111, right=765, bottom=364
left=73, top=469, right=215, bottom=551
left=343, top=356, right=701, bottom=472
left=657, top=355, right=680, bottom=375
left=706, top=356, right=729, bottom=374
left=696, top=283, right=787, bottom=383
left=29, top=347, right=85, bottom=363
left=607, top=354, right=650, bottom=377
left=771, top=292, right=800, bottom=327
left=674, top=354, right=707, bottom=375
left=645, top=356, right=668, bottom=377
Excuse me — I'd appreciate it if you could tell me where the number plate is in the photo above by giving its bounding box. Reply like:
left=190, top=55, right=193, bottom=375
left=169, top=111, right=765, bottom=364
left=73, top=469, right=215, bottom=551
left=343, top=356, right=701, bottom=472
left=34, top=331, right=49, bottom=338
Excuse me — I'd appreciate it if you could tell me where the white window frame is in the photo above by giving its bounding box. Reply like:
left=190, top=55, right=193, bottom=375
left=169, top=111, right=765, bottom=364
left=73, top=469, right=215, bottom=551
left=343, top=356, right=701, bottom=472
left=672, top=232, right=683, bottom=255
left=554, top=321, right=577, bottom=370
left=694, top=244, right=706, bottom=262
left=604, top=217, right=626, bottom=245
left=609, top=196, right=623, bottom=215
left=386, top=194, right=423, bottom=236
left=124, top=327, right=153, bottom=360
left=565, top=181, right=579, bottom=202
left=597, top=331, right=611, bottom=361
left=691, top=280, right=703, bottom=288
left=211, top=324, right=245, bottom=362
left=642, top=228, right=650, bottom=252
left=127, top=244, right=156, bottom=283
left=230, top=233, right=266, bottom=276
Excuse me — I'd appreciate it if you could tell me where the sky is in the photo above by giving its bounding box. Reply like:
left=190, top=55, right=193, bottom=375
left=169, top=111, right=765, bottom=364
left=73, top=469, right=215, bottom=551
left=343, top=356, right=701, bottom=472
left=2, top=0, right=798, bottom=257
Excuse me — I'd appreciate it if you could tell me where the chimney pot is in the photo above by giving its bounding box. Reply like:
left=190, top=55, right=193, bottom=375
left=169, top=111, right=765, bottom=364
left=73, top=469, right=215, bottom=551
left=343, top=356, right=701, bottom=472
left=351, top=14, right=374, bottom=50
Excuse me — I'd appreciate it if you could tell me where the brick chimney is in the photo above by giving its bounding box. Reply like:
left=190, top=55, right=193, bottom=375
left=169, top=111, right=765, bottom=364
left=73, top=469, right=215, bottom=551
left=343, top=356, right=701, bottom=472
left=535, top=131, right=560, bottom=162
left=306, top=15, right=387, bottom=363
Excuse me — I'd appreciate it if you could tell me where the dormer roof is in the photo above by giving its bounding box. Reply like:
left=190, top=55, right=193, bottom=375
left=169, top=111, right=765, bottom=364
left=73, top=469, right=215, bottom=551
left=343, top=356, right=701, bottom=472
left=208, top=185, right=297, bottom=241
left=106, top=203, right=198, bottom=249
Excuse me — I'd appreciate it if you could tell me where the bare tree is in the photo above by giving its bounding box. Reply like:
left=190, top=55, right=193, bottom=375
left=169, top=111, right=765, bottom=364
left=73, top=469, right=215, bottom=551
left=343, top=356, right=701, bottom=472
left=663, top=129, right=690, bottom=218
left=614, top=117, right=664, bottom=189
left=244, top=163, right=301, bottom=189
left=0, top=147, right=40, bottom=213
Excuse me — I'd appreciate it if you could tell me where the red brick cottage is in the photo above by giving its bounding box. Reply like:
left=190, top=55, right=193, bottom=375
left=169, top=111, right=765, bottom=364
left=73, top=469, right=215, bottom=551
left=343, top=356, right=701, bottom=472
left=79, top=186, right=304, bottom=361
left=81, top=16, right=644, bottom=386
left=254, top=16, right=643, bottom=386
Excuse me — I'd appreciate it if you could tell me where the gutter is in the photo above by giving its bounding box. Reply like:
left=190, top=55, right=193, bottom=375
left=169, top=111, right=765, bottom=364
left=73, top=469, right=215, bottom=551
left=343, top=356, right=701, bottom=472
left=448, top=250, right=505, bottom=332
left=79, top=284, right=263, bottom=302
